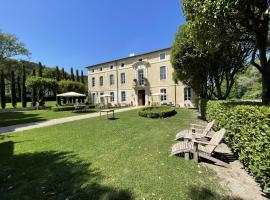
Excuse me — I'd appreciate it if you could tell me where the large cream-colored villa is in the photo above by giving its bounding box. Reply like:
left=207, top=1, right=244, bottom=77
left=87, top=48, right=195, bottom=107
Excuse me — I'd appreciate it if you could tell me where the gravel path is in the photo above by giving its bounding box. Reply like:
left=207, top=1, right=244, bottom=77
left=0, top=107, right=140, bottom=134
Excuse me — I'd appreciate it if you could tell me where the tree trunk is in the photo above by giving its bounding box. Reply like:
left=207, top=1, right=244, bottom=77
left=262, top=71, right=270, bottom=104
left=11, top=71, right=17, bottom=108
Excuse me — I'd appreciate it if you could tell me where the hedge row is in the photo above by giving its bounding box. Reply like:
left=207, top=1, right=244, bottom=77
left=138, top=107, right=177, bottom=118
left=205, top=101, right=270, bottom=194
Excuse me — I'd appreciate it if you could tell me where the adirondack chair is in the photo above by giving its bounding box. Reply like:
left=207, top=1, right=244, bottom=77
left=171, top=128, right=230, bottom=168
left=175, top=120, right=215, bottom=141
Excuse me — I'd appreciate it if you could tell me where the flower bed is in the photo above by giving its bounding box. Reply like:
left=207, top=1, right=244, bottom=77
left=138, top=107, right=177, bottom=118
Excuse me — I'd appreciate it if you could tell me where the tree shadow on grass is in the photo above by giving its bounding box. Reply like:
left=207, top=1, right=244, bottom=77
left=187, top=186, right=243, bottom=200
left=0, top=151, right=133, bottom=200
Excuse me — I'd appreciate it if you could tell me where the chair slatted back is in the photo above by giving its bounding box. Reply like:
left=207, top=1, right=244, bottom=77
left=204, top=128, right=226, bottom=154
left=202, top=120, right=215, bottom=136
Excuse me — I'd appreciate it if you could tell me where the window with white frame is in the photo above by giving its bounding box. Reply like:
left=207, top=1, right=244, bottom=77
left=120, top=73, right=125, bottom=84
left=92, top=77, right=95, bottom=87
left=160, top=66, right=167, bottom=80
left=160, top=88, right=167, bottom=101
left=121, top=63, right=125, bottom=67
left=92, top=69, right=94, bottom=73
left=99, top=67, right=103, bottom=71
left=99, top=76, right=103, bottom=86
left=109, top=74, right=114, bottom=85
left=138, top=69, right=144, bottom=85
left=110, top=65, right=113, bottom=69
left=160, top=52, right=166, bottom=61
left=184, top=87, right=192, bottom=101
left=121, top=91, right=126, bottom=102
left=110, top=92, right=114, bottom=102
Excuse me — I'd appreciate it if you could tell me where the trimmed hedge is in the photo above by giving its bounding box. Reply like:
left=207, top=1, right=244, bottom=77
left=138, top=107, right=177, bottom=118
left=206, top=100, right=270, bottom=194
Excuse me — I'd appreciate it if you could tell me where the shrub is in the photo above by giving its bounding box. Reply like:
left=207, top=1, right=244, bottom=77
left=52, top=106, right=83, bottom=112
left=206, top=100, right=270, bottom=194
left=138, top=107, right=177, bottom=118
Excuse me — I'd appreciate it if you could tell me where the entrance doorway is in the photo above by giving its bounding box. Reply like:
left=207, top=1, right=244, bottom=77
left=138, top=90, right=145, bottom=106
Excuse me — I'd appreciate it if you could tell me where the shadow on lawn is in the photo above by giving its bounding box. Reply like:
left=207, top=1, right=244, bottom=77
left=187, top=186, right=243, bottom=200
left=0, top=150, right=133, bottom=200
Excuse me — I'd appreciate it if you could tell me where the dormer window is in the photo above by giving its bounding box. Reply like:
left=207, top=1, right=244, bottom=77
left=92, top=69, right=94, bottom=73
left=110, top=65, right=113, bottom=69
left=121, top=63, right=125, bottom=67
left=139, top=58, right=143, bottom=61
left=160, top=52, right=166, bottom=61
left=100, top=67, right=103, bottom=71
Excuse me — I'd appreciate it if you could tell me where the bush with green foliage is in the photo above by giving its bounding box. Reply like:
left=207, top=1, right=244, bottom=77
left=206, top=101, right=270, bottom=194
left=138, top=107, right=177, bottom=118
left=52, top=105, right=95, bottom=112
left=58, top=80, right=85, bottom=94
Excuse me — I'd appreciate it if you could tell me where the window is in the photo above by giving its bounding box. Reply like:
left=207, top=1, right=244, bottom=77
left=99, top=67, right=103, bottom=71
left=160, top=52, right=166, bottom=61
left=121, top=63, right=125, bottom=67
left=121, top=91, right=126, bottom=102
left=99, top=76, right=103, bottom=86
left=109, top=74, right=114, bottom=85
left=121, top=73, right=125, bottom=84
left=110, top=92, right=114, bottom=102
left=100, top=92, right=104, bottom=104
left=184, top=87, right=192, bottom=101
left=160, top=66, right=167, bottom=80
left=91, top=93, right=96, bottom=104
left=160, top=88, right=167, bottom=101
left=139, top=58, right=143, bottom=61
left=138, top=69, right=144, bottom=85
left=92, top=69, right=94, bottom=73
left=110, top=65, right=113, bottom=69
left=92, top=77, right=95, bottom=87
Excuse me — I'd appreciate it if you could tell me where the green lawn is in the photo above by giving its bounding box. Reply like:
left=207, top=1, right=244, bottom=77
left=0, top=109, right=230, bottom=199
left=0, top=110, right=80, bottom=127
left=4, top=101, right=57, bottom=109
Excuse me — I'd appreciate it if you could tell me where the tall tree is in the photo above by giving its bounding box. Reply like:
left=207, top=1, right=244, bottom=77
left=56, top=66, right=60, bottom=81
left=80, top=70, right=85, bottom=83
left=21, top=65, right=27, bottom=108
left=0, top=69, right=6, bottom=109
left=61, top=68, right=65, bottom=80
left=76, top=69, right=80, bottom=82
left=70, top=67, right=75, bottom=81
left=17, top=75, right=21, bottom=100
left=11, top=71, right=17, bottom=108
left=38, top=62, right=43, bottom=101
left=31, top=69, right=37, bottom=107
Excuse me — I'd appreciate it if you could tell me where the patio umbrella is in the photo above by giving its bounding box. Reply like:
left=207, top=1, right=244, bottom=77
left=56, top=92, right=86, bottom=97
left=150, top=92, right=166, bottom=106
left=100, top=94, right=112, bottom=107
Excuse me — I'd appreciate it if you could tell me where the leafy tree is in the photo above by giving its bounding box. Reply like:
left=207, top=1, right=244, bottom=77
left=31, top=69, right=37, bottom=107
left=21, top=65, right=27, bottom=108
left=38, top=62, right=43, bottom=77
left=56, top=66, right=60, bottom=81
left=70, top=67, right=75, bottom=81
left=0, top=69, right=6, bottom=109
left=43, top=68, right=56, bottom=79
left=61, top=68, right=65, bottom=80
left=58, top=80, right=85, bottom=94
left=181, top=0, right=270, bottom=103
left=80, top=70, right=85, bottom=83
left=11, top=71, right=16, bottom=108
left=76, top=69, right=80, bottom=82
left=17, top=75, right=21, bottom=100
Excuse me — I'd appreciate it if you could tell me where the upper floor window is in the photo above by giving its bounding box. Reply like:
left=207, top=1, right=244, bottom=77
left=160, top=66, right=167, bottom=80
left=110, top=65, right=113, bottom=69
left=138, top=69, right=144, bottom=85
left=160, top=52, right=166, bottom=61
left=121, top=63, right=125, bottom=67
left=99, top=67, right=103, bottom=71
left=160, top=88, right=167, bottom=101
left=92, top=77, right=95, bottom=87
left=138, top=58, right=143, bottom=61
left=121, top=91, right=126, bottom=102
left=121, top=73, right=125, bottom=84
left=109, top=74, right=114, bottom=85
left=92, top=69, right=94, bottom=73
left=99, top=76, right=104, bottom=86
left=184, top=87, right=192, bottom=101
left=110, top=92, right=115, bottom=102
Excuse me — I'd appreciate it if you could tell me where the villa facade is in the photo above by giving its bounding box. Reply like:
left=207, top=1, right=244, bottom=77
left=87, top=48, right=195, bottom=107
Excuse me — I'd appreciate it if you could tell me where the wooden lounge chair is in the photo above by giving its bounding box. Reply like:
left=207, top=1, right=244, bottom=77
left=175, top=120, right=215, bottom=141
left=171, top=128, right=230, bottom=168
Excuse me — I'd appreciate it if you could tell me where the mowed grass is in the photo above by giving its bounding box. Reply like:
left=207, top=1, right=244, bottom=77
left=0, top=109, right=230, bottom=199
left=4, top=101, right=57, bottom=109
left=0, top=109, right=80, bottom=127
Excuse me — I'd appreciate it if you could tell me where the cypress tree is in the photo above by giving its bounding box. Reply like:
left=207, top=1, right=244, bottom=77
left=31, top=69, right=37, bottom=107
left=80, top=70, right=85, bottom=83
left=70, top=67, right=75, bottom=81
left=17, top=76, right=21, bottom=100
left=21, top=65, right=27, bottom=108
left=11, top=71, right=17, bottom=108
left=0, top=69, right=6, bottom=109
left=76, top=69, right=80, bottom=82
left=56, top=66, right=60, bottom=81
left=61, top=68, right=65, bottom=80
left=38, top=62, right=43, bottom=77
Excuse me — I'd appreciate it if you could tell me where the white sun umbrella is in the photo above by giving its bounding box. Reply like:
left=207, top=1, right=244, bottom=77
left=151, top=92, right=166, bottom=106
left=57, top=92, right=86, bottom=97
left=100, top=94, right=112, bottom=106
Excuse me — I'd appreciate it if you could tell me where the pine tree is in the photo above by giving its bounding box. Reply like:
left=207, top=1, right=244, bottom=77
left=38, top=62, right=43, bottom=77
left=31, top=69, right=37, bottom=107
left=11, top=71, right=17, bottom=108
left=0, top=69, right=6, bottom=109
left=76, top=69, right=80, bottom=82
left=80, top=70, right=85, bottom=83
left=21, top=65, right=27, bottom=108
left=56, top=66, right=60, bottom=81
left=70, top=67, right=75, bottom=81
left=17, top=76, right=21, bottom=100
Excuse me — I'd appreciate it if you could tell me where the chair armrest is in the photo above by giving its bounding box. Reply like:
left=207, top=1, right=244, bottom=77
left=190, top=124, right=206, bottom=128
left=192, top=139, right=217, bottom=146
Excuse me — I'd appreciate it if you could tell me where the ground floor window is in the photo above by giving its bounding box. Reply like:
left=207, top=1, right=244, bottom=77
left=184, top=87, right=192, bottom=101
left=121, top=91, right=126, bottom=102
left=91, top=93, right=96, bottom=104
left=100, top=92, right=104, bottom=104
left=160, top=88, right=167, bottom=101
left=110, top=92, right=114, bottom=102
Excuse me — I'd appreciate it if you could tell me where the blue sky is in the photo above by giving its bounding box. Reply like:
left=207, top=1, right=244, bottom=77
left=0, top=0, right=185, bottom=73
